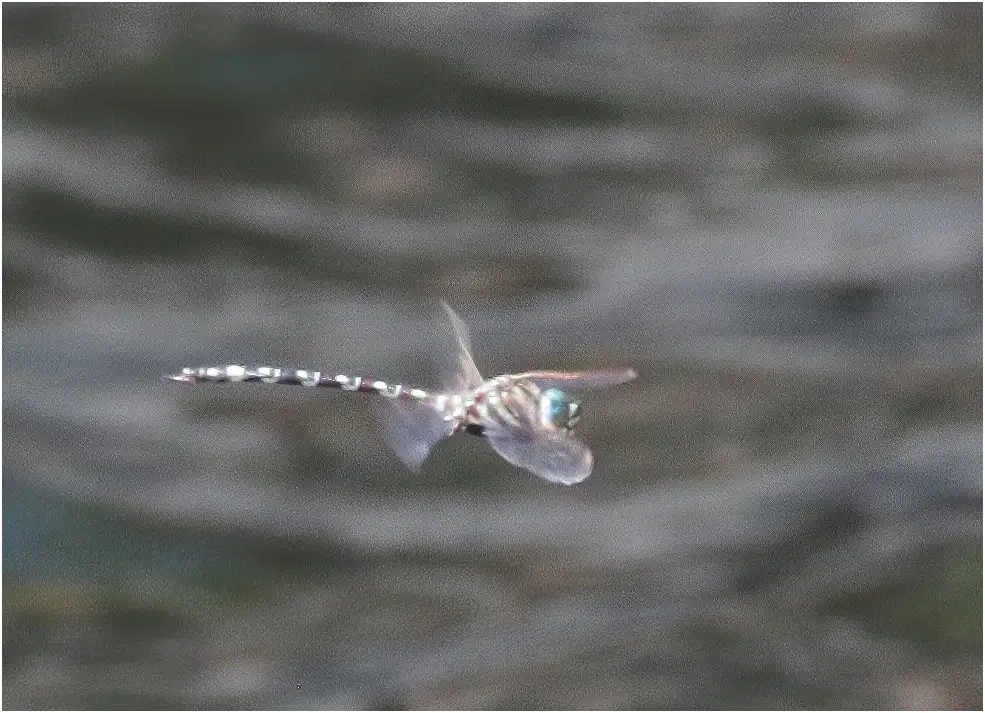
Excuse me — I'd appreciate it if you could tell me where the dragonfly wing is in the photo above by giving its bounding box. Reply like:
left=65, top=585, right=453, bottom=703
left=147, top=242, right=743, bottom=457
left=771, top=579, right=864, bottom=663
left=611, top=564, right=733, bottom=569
left=374, top=398, right=451, bottom=471
left=485, top=425, right=593, bottom=485
left=514, top=368, right=637, bottom=391
left=441, top=301, right=484, bottom=390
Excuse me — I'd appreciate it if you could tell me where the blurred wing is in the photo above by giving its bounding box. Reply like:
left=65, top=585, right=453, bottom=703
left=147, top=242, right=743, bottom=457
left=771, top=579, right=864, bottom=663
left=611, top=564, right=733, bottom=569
left=374, top=398, right=450, bottom=471
left=441, top=301, right=484, bottom=390
left=515, top=368, right=637, bottom=391
left=486, top=426, right=593, bottom=485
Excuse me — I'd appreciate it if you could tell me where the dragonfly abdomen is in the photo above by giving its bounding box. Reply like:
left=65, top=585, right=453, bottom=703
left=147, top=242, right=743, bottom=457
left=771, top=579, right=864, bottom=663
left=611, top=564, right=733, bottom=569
left=165, top=365, right=431, bottom=402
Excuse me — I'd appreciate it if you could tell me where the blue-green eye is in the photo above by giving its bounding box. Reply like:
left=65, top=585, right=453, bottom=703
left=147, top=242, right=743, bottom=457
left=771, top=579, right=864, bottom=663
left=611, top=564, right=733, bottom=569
left=547, top=389, right=565, bottom=416
left=541, top=388, right=582, bottom=430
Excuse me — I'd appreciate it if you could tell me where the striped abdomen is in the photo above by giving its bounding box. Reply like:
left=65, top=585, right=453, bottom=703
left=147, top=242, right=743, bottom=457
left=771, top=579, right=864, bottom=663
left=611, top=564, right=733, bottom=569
left=165, top=365, right=432, bottom=403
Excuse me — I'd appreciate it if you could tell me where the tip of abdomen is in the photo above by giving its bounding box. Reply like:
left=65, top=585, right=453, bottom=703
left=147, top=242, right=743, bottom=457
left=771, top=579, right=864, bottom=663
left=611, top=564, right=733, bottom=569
left=164, top=368, right=197, bottom=384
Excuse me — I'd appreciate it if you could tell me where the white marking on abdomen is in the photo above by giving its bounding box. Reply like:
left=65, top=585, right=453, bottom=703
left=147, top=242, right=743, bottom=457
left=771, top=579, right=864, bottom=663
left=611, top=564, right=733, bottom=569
left=258, top=366, right=281, bottom=383
left=299, top=370, right=320, bottom=386
left=341, top=376, right=362, bottom=391
left=224, top=365, right=246, bottom=381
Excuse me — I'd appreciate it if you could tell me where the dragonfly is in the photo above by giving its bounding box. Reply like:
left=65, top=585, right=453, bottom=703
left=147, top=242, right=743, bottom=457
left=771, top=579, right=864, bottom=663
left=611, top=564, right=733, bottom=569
left=166, top=303, right=636, bottom=485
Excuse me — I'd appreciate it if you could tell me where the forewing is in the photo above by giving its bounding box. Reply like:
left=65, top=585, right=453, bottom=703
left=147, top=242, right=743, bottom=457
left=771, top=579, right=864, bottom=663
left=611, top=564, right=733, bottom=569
left=441, top=301, right=484, bottom=390
left=515, top=368, right=637, bottom=391
left=374, top=398, right=450, bottom=471
left=485, top=426, right=593, bottom=485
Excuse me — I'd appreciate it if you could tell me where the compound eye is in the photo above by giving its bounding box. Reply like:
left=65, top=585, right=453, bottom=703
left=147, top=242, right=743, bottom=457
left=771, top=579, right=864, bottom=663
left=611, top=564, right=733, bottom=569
left=542, top=388, right=574, bottom=429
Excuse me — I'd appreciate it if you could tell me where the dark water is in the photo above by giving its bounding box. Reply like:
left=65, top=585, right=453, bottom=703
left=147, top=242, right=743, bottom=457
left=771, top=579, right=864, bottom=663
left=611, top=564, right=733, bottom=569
left=3, top=4, right=982, bottom=709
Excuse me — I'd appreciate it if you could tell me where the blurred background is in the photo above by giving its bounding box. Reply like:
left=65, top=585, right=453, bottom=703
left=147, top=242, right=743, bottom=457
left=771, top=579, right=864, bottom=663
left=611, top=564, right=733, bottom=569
left=3, top=4, right=982, bottom=709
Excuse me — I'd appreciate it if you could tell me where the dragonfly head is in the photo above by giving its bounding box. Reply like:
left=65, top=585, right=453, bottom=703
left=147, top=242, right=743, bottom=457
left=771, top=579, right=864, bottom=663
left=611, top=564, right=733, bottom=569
left=540, top=388, right=583, bottom=431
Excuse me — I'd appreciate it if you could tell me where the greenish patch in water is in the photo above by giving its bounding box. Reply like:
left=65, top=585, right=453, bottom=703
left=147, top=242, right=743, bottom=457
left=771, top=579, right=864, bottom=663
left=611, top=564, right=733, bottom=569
left=827, top=546, right=982, bottom=658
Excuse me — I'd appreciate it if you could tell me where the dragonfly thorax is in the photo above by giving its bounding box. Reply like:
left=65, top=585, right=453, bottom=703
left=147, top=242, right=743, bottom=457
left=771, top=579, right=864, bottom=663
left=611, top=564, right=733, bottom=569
left=458, top=376, right=583, bottom=437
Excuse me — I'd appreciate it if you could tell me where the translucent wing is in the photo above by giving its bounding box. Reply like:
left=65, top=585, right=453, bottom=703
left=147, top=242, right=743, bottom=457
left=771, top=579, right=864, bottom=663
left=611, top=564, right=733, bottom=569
left=485, top=425, right=593, bottom=485
left=441, top=301, right=484, bottom=390
left=514, top=368, right=637, bottom=391
left=374, top=398, right=451, bottom=471
left=373, top=301, right=479, bottom=470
